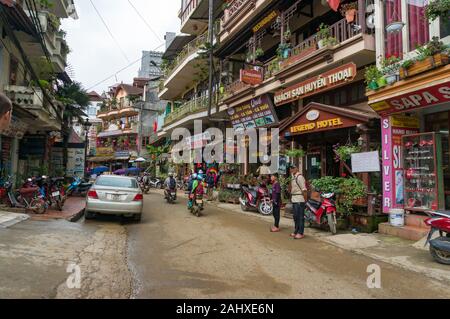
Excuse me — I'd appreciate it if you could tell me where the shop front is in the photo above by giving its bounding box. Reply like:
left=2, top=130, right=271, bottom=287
left=367, top=65, right=450, bottom=213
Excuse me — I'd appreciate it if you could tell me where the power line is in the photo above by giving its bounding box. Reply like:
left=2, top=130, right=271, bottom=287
left=86, top=42, right=165, bottom=91
left=89, top=0, right=130, bottom=63
left=127, top=0, right=163, bottom=43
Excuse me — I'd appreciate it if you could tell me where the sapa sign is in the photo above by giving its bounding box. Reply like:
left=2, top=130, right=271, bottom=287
left=274, top=63, right=357, bottom=106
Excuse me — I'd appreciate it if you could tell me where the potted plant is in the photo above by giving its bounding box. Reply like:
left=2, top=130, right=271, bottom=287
left=380, top=55, right=401, bottom=85
left=316, top=23, right=331, bottom=49
left=255, top=48, right=265, bottom=58
left=277, top=43, right=291, bottom=60
left=376, top=74, right=387, bottom=88
left=285, top=148, right=305, bottom=159
left=338, top=177, right=367, bottom=214
left=283, top=29, right=292, bottom=42
left=364, top=65, right=382, bottom=90
left=399, top=37, right=449, bottom=79
left=340, top=2, right=358, bottom=23
left=334, top=144, right=361, bottom=162
left=425, top=0, right=450, bottom=22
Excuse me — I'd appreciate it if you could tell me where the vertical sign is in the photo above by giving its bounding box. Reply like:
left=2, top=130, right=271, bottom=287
left=381, top=116, right=419, bottom=213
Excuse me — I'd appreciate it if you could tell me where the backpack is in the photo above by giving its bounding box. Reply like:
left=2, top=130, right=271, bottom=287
left=169, top=177, right=176, bottom=189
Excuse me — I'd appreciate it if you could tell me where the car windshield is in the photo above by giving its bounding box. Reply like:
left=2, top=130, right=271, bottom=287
left=96, top=177, right=138, bottom=189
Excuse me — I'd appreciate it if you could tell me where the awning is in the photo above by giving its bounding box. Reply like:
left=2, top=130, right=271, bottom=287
left=162, top=34, right=195, bottom=59
left=98, top=130, right=123, bottom=138
left=280, top=102, right=378, bottom=138
left=88, top=156, right=114, bottom=163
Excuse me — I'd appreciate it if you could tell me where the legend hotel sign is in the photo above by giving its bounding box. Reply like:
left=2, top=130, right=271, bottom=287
left=274, top=63, right=357, bottom=106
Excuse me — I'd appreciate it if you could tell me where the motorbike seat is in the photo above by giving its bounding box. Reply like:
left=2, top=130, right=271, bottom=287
left=308, top=199, right=322, bottom=209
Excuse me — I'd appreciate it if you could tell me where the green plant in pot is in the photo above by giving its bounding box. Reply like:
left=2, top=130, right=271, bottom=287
left=285, top=148, right=305, bottom=159
left=338, top=178, right=367, bottom=215
left=380, top=55, right=401, bottom=85
left=334, top=144, right=361, bottom=162
left=340, top=2, right=358, bottom=23
left=255, top=48, right=265, bottom=58
left=425, top=0, right=450, bottom=23
left=316, top=23, right=331, bottom=49
left=364, top=65, right=382, bottom=90
left=277, top=43, right=291, bottom=60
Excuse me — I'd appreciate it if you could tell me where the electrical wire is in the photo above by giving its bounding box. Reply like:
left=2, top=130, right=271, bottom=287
left=127, top=0, right=163, bottom=43
left=89, top=0, right=130, bottom=63
left=86, top=42, right=165, bottom=91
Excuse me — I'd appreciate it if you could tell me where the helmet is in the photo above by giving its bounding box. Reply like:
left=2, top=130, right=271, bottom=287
left=168, top=172, right=174, bottom=177
left=198, top=170, right=204, bottom=174
left=192, top=173, right=198, bottom=179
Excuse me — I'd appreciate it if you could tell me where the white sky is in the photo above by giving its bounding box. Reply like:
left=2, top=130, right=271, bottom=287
left=61, top=0, right=180, bottom=94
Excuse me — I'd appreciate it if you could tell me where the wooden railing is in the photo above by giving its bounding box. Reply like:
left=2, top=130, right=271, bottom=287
left=223, top=80, right=251, bottom=99
left=222, top=0, right=256, bottom=28
left=164, top=32, right=208, bottom=80
left=164, top=95, right=209, bottom=126
left=179, top=0, right=200, bottom=26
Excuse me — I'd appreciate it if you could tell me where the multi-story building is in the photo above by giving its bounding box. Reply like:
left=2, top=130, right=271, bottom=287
left=159, top=0, right=380, bottom=182
left=365, top=0, right=450, bottom=239
left=0, top=0, right=78, bottom=178
left=138, top=51, right=163, bottom=79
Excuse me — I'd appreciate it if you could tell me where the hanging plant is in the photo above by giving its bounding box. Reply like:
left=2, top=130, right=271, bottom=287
left=340, top=2, right=358, bottom=23
left=285, top=148, right=305, bottom=158
left=334, top=144, right=361, bottom=162
left=255, top=48, right=265, bottom=58
left=425, top=0, right=450, bottom=23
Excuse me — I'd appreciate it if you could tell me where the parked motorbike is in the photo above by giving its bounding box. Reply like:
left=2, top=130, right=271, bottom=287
left=66, top=177, right=93, bottom=197
left=305, top=192, right=338, bottom=235
left=164, top=187, right=177, bottom=204
left=149, top=177, right=163, bottom=189
left=5, top=176, right=47, bottom=214
left=239, top=184, right=273, bottom=216
left=424, top=210, right=450, bottom=265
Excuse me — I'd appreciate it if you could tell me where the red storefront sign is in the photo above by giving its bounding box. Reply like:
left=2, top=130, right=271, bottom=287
left=274, top=62, right=357, bottom=106
left=370, top=82, right=450, bottom=116
left=240, top=69, right=263, bottom=85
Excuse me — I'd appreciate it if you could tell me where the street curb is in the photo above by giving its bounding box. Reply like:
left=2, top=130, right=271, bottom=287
left=68, top=208, right=85, bottom=223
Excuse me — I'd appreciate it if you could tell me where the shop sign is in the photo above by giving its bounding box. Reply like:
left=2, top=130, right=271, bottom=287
left=274, top=63, right=357, bottom=106
left=240, top=69, right=263, bottom=85
left=227, top=94, right=279, bottom=131
left=381, top=115, right=419, bottom=213
left=115, top=151, right=130, bottom=158
left=290, top=118, right=344, bottom=134
left=96, top=147, right=114, bottom=157
left=252, top=10, right=279, bottom=33
left=306, top=109, right=320, bottom=121
left=370, top=82, right=450, bottom=116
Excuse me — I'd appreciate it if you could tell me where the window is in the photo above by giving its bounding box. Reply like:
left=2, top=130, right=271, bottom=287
left=441, top=15, right=450, bottom=38
left=96, top=176, right=138, bottom=189
left=384, top=0, right=403, bottom=58
left=407, top=0, right=429, bottom=50
left=142, top=136, right=150, bottom=148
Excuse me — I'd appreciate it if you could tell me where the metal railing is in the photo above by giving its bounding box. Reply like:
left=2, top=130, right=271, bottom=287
left=223, top=80, right=251, bottom=99
left=179, top=0, right=200, bottom=26
left=222, top=0, right=255, bottom=28
left=164, top=32, right=208, bottom=80
left=164, top=95, right=209, bottom=126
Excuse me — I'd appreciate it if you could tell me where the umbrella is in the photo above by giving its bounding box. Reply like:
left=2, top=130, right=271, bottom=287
left=90, top=166, right=109, bottom=175
left=126, top=167, right=141, bottom=175
left=113, top=169, right=127, bottom=175
left=134, top=157, right=146, bottom=163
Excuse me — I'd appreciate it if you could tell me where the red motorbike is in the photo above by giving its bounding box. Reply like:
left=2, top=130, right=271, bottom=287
left=424, top=210, right=450, bottom=265
left=240, top=184, right=273, bottom=216
left=305, top=192, right=338, bottom=235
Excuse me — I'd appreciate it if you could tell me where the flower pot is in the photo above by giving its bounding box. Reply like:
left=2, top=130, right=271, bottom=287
left=400, top=53, right=449, bottom=79
left=385, top=73, right=397, bottom=85
left=368, top=80, right=379, bottom=90
left=376, top=76, right=387, bottom=88
left=317, top=39, right=326, bottom=49
left=345, top=9, right=357, bottom=23
left=282, top=48, right=290, bottom=59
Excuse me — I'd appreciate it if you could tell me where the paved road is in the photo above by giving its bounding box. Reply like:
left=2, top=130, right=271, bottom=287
left=1, top=191, right=450, bottom=298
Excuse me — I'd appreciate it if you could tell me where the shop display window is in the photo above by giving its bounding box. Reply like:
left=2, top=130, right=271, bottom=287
left=402, top=132, right=445, bottom=211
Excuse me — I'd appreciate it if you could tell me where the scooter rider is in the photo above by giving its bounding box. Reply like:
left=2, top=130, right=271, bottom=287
left=164, top=173, right=177, bottom=199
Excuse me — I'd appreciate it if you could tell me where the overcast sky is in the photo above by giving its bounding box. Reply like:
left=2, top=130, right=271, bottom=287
left=61, top=0, right=180, bottom=94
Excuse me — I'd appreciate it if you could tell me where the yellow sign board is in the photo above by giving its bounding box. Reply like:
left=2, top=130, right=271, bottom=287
left=291, top=118, right=344, bottom=134
left=391, top=115, right=420, bottom=128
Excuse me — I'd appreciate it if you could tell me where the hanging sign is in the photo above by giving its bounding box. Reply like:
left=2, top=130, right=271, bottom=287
left=227, top=94, right=279, bottom=131
left=274, top=63, right=357, bottom=106
left=240, top=69, right=263, bottom=85
left=252, top=10, right=279, bottom=33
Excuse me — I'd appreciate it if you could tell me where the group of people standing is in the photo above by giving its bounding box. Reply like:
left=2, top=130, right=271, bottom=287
left=269, top=165, right=308, bottom=240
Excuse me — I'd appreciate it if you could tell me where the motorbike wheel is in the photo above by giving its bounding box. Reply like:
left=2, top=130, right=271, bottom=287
left=56, top=199, right=63, bottom=211
left=258, top=200, right=273, bottom=216
left=327, top=213, right=337, bottom=235
left=240, top=198, right=249, bottom=211
left=31, top=198, right=46, bottom=215
left=430, top=243, right=450, bottom=265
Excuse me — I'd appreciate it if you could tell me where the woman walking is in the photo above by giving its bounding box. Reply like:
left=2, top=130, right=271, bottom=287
left=270, top=174, right=282, bottom=233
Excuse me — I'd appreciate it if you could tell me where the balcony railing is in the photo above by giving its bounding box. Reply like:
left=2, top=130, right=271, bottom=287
left=263, top=17, right=363, bottom=79
left=164, top=32, right=208, bottom=80
left=223, top=80, right=252, bottom=100
left=164, top=96, right=209, bottom=126
left=4, top=85, right=44, bottom=109
left=222, top=0, right=256, bottom=28
left=179, top=0, right=200, bottom=26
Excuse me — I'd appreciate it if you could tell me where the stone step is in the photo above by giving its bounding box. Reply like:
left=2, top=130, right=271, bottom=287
left=379, top=223, right=430, bottom=241
left=405, top=214, right=430, bottom=229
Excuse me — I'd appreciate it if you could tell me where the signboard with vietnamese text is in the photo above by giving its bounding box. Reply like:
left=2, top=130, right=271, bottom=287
left=240, top=69, right=263, bottom=85
left=227, top=95, right=279, bottom=132
left=274, top=63, right=357, bottom=106
left=370, top=82, right=450, bottom=116
left=252, top=10, right=279, bottom=33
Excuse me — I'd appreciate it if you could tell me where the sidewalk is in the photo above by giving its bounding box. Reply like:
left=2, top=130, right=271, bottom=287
left=30, top=197, right=86, bottom=222
left=206, top=199, right=450, bottom=283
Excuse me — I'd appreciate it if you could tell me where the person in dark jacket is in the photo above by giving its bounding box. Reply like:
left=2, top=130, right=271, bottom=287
left=270, top=174, right=282, bottom=232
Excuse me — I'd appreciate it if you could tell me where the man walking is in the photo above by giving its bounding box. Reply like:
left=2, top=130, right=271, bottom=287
left=270, top=174, right=281, bottom=233
left=289, top=165, right=308, bottom=240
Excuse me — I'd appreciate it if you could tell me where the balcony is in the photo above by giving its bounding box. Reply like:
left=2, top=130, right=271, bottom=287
left=4, top=85, right=44, bottom=110
left=44, top=0, right=78, bottom=19
left=51, top=34, right=67, bottom=73
left=159, top=33, right=208, bottom=100
left=164, top=96, right=209, bottom=127
left=222, top=0, right=256, bottom=29
left=179, top=0, right=207, bottom=35
left=221, top=80, right=253, bottom=103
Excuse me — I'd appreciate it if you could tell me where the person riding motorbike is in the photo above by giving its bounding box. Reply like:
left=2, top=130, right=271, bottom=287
left=188, top=174, right=204, bottom=209
left=164, top=173, right=177, bottom=199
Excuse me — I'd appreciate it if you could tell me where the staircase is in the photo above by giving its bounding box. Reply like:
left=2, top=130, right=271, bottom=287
left=379, top=214, right=430, bottom=241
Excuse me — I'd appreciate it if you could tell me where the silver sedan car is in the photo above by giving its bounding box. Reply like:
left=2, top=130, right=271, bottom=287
left=85, top=175, right=143, bottom=221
